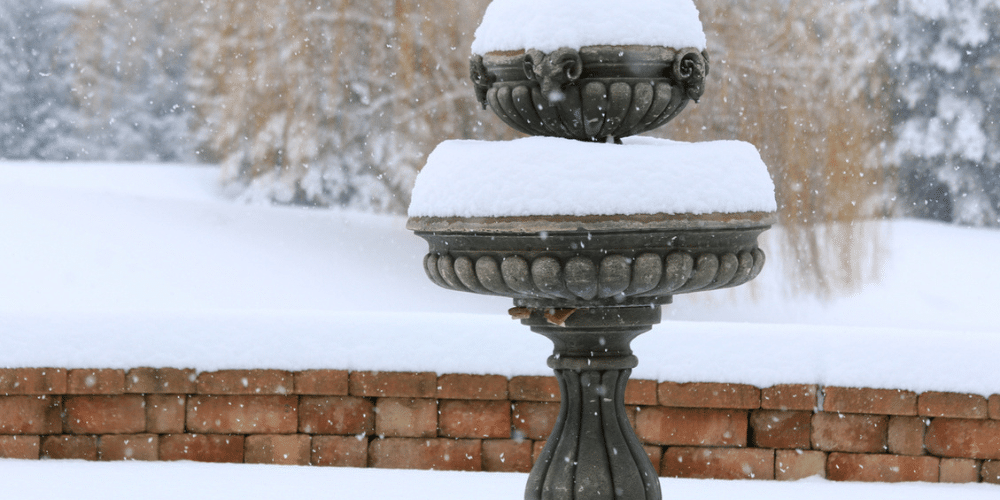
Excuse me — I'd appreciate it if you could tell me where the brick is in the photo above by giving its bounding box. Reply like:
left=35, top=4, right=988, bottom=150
left=0, top=395, right=62, bottom=434
left=375, top=398, right=437, bottom=438
left=658, top=382, right=760, bottom=409
left=245, top=434, right=311, bottom=465
left=509, top=376, right=560, bottom=402
left=919, top=392, right=988, bottom=419
left=146, top=395, right=186, bottom=434
left=661, top=447, right=774, bottom=480
left=776, top=449, right=826, bottom=480
left=811, top=413, right=888, bottom=453
left=312, top=435, right=368, bottom=467
left=41, top=435, right=97, bottom=460
left=482, top=439, right=533, bottom=472
left=369, top=437, right=481, bottom=471
left=939, top=458, right=981, bottom=483
left=887, top=416, right=927, bottom=456
left=197, top=370, right=293, bottom=395
left=990, top=395, right=1000, bottom=419
left=750, top=410, right=811, bottom=449
left=0, top=368, right=66, bottom=395
left=636, top=407, right=747, bottom=447
left=827, top=452, right=939, bottom=482
left=63, top=396, right=146, bottom=434
left=440, top=400, right=511, bottom=439
left=294, top=370, right=348, bottom=395
left=625, top=406, right=639, bottom=431
left=159, top=434, right=244, bottom=463
left=436, top=374, right=508, bottom=400
left=643, top=445, right=662, bottom=470
left=762, top=384, right=818, bottom=411
left=983, top=460, right=1000, bottom=484
left=926, top=418, right=1000, bottom=459
left=67, top=369, right=124, bottom=395
left=0, top=435, right=40, bottom=459
left=512, top=402, right=560, bottom=441
left=299, top=396, right=374, bottom=435
left=187, top=395, right=298, bottom=434
left=99, top=434, right=158, bottom=461
left=350, top=371, right=436, bottom=398
left=532, top=440, right=547, bottom=464
left=625, top=379, right=658, bottom=406
left=824, top=387, right=917, bottom=416
left=124, top=368, right=196, bottom=394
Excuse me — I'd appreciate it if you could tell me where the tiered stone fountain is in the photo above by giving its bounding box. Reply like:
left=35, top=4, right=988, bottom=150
left=407, top=1, right=777, bottom=499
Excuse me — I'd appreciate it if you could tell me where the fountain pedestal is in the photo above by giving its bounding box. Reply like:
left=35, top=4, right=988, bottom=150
left=523, top=306, right=661, bottom=500
left=407, top=3, right=776, bottom=498
left=409, top=212, right=773, bottom=500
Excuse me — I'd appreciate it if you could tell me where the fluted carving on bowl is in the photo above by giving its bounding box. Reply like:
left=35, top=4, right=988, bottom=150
left=471, top=46, right=709, bottom=141
left=423, top=248, right=763, bottom=306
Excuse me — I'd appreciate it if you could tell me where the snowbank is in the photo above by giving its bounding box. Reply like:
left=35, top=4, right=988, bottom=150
left=0, top=162, right=479, bottom=315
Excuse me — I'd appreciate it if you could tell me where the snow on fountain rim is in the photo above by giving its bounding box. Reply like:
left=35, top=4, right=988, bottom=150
left=407, top=136, right=777, bottom=219
left=471, top=0, right=707, bottom=54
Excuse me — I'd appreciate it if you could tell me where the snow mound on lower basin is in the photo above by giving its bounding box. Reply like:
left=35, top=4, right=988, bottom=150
left=471, top=0, right=707, bottom=53
left=408, top=136, right=777, bottom=218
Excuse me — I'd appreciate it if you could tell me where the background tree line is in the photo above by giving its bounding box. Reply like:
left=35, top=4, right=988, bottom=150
left=2, top=0, right=998, bottom=295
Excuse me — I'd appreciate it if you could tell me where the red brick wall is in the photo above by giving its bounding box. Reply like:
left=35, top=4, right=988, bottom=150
left=1, top=368, right=999, bottom=484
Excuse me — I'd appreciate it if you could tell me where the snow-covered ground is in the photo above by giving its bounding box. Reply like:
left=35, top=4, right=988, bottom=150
left=1, top=460, right=998, bottom=499
left=1, top=161, right=999, bottom=394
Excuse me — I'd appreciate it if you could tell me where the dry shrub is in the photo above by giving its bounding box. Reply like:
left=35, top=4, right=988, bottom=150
left=657, top=0, right=893, bottom=298
left=183, top=0, right=512, bottom=210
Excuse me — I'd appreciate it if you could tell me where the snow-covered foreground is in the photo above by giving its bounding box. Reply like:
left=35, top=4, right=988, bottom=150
left=1, top=162, right=999, bottom=395
left=2, top=460, right=997, bottom=499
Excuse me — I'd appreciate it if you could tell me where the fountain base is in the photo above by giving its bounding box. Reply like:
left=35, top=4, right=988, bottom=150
left=522, top=307, right=662, bottom=500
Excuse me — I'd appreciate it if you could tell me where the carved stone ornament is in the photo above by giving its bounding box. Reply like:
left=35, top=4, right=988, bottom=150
left=409, top=212, right=769, bottom=309
left=423, top=248, right=764, bottom=307
left=470, top=45, right=709, bottom=142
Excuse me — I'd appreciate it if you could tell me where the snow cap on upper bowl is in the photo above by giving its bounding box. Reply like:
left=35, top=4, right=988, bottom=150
left=471, top=0, right=707, bottom=54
